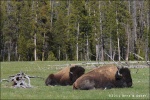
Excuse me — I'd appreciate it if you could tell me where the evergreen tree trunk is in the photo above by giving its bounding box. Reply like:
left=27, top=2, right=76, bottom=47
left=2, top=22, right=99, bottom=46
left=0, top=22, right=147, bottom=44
left=125, top=24, right=130, bottom=61
left=101, top=37, right=104, bottom=61
left=6, top=0, right=11, bottom=61
left=108, top=1, right=113, bottom=61
left=8, top=40, right=11, bottom=61
left=94, top=10, right=100, bottom=61
left=76, top=22, right=79, bottom=61
left=99, top=1, right=104, bottom=61
left=125, top=1, right=131, bottom=61
left=50, top=0, right=53, bottom=27
left=117, top=36, right=120, bottom=61
left=145, top=10, right=149, bottom=60
left=42, top=33, right=45, bottom=61
left=58, top=46, right=60, bottom=61
left=34, top=33, right=37, bottom=61
left=16, top=16, right=19, bottom=61
left=116, top=9, right=120, bottom=61
left=109, top=35, right=112, bottom=60
left=67, top=0, right=70, bottom=16
left=15, top=44, right=18, bottom=61
left=67, top=0, right=70, bottom=60
left=131, top=1, right=137, bottom=55
left=86, top=33, right=89, bottom=61
left=32, top=1, right=38, bottom=61
left=85, top=1, right=89, bottom=61
left=96, top=44, right=100, bottom=61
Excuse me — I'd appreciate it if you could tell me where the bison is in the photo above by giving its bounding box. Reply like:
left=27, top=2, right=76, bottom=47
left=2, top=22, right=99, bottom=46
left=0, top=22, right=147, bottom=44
left=73, top=64, right=132, bottom=90
left=45, top=65, right=85, bottom=86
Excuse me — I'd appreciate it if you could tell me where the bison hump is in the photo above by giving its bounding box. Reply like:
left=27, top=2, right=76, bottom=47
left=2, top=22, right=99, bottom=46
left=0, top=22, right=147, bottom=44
left=49, top=74, right=54, bottom=79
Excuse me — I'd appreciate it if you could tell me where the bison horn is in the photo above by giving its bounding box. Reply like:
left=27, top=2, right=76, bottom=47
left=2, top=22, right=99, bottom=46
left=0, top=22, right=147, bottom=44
left=70, top=72, right=73, bottom=75
left=117, top=69, right=122, bottom=77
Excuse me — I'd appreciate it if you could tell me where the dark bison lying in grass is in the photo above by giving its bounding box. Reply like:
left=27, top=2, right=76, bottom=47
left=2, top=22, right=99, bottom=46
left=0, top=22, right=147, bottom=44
left=73, top=64, right=132, bottom=90
left=45, top=65, right=85, bottom=86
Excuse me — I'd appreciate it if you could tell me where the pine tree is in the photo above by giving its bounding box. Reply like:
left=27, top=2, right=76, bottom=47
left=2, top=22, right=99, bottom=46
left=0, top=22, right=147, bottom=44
left=1, top=1, right=18, bottom=61
left=17, top=1, right=34, bottom=61
left=0, top=0, right=149, bottom=61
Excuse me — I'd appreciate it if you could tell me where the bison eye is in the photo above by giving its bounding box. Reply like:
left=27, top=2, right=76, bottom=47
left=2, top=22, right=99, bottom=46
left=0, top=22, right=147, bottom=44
left=116, top=77, right=121, bottom=80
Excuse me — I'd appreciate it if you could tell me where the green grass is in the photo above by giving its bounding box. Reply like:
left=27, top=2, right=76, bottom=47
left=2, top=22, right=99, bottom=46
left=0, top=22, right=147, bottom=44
left=0, top=61, right=149, bottom=99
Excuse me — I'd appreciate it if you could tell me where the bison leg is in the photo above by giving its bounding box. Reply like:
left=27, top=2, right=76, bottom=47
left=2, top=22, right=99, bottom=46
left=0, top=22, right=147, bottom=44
left=104, top=83, right=115, bottom=90
left=74, top=79, right=96, bottom=90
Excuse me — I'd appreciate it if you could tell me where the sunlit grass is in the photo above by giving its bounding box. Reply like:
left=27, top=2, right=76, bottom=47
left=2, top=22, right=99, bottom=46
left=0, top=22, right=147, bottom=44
left=1, top=61, right=149, bottom=99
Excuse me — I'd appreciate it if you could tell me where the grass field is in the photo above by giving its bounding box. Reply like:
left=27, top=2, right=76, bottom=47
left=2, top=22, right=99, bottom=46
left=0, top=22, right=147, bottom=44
left=0, top=61, right=149, bottom=99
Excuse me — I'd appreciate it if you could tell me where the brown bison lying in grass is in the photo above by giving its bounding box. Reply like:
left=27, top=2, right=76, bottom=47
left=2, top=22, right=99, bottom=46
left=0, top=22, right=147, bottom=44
left=73, top=64, right=132, bottom=90
left=45, top=65, right=85, bottom=86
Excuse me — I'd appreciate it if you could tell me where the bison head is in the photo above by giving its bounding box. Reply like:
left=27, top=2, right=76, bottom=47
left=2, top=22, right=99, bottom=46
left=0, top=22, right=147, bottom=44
left=69, top=65, right=85, bottom=84
left=45, top=74, right=58, bottom=86
left=115, top=67, right=132, bottom=87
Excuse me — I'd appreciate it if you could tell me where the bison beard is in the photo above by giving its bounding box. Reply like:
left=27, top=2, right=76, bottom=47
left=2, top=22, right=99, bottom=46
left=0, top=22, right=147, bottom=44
left=45, top=65, right=85, bottom=86
left=73, top=65, right=132, bottom=90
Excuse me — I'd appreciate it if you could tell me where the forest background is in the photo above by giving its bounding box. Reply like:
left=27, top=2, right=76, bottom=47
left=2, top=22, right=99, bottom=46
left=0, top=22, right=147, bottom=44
left=0, top=0, right=149, bottom=62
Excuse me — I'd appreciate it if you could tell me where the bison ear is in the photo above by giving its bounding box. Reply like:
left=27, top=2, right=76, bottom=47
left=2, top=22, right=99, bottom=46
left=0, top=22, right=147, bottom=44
left=49, top=74, right=54, bottom=79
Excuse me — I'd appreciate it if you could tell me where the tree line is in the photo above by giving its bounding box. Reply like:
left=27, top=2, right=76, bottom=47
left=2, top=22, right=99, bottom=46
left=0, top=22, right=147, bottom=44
left=0, top=0, right=149, bottom=61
